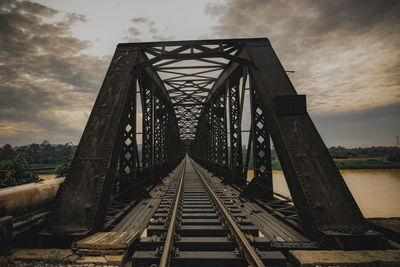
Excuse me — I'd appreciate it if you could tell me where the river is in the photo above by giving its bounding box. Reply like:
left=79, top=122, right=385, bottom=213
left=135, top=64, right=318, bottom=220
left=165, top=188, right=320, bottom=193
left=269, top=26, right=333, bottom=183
left=270, top=169, right=400, bottom=218
left=39, top=169, right=400, bottom=218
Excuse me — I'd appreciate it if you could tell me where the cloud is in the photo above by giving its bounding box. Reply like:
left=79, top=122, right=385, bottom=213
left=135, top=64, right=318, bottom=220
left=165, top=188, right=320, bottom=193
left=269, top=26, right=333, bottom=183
left=205, top=0, right=400, bottom=114
left=0, top=0, right=109, bottom=145
left=128, top=27, right=140, bottom=36
left=127, top=16, right=174, bottom=41
left=131, top=17, right=149, bottom=24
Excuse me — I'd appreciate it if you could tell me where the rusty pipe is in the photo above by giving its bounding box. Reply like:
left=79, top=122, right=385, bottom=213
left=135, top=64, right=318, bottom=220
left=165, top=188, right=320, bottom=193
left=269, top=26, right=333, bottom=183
left=0, top=178, right=64, bottom=217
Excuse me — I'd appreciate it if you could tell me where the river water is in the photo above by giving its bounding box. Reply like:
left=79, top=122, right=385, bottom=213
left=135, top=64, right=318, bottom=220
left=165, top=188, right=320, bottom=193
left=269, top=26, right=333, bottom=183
left=271, top=169, right=400, bottom=218
left=39, top=169, right=400, bottom=218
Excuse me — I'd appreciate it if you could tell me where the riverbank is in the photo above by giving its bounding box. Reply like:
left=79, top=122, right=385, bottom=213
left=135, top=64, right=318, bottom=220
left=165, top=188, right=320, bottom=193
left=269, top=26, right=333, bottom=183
left=270, top=157, right=400, bottom=170
left=35, top=168, right=400, bottom=218
left=333, top=157, right=400, bottom=169
left=248, top=169, right=400, bottom=218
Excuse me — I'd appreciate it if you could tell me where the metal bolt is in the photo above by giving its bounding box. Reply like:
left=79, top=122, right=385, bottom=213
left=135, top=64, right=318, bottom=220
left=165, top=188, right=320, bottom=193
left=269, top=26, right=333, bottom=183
left=234, top=247, right=242, bottom=257
left=155, top=246, right=163, bottom=257
left=174, top=247, right=180, bottom=257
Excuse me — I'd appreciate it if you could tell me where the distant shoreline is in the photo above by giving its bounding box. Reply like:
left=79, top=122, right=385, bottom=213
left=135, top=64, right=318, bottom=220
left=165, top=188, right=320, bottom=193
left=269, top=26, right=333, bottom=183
left=269, top=168, right=400, bottom=172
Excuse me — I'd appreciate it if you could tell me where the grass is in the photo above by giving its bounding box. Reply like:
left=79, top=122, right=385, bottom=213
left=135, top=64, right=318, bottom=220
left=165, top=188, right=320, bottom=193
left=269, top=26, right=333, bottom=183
left=333, top=157, right=386, bottom=162
left=28, top=163, right=57, bottom=174
left=253, top=157, right=400, bottom=170
left=334, top=157, right=400, bottom=169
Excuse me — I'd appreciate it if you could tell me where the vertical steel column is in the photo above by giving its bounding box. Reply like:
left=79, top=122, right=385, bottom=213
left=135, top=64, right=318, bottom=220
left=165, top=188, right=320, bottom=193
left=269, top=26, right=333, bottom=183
left=201, top=112, right=208, bottom=165
left=196, top=109, right=209, bottom=167
left=221, top=92, right=229, bottom=176
left=161, top=105, right=168, bottom=172
left=191, top=112, right=205, bottom=164
left=153, top=95, right=162, bottom=176
left=228, top=76, right=244, bottom=185
left=166, top=106, right=183, bottom=168
left=248, top=76, right=273, bottom=198
left=140, top=76, right=154, bottom=181
left=215, top=91, right=228, bottom=177
left=169, top=107, right=180, bottom=166
left=120, top=75, right=138, bottom=179
left=207, top=106, right=212, bottom=169
left=207, top=105, right=217, bottom=171
left=212, top=98, right=219, bottom=173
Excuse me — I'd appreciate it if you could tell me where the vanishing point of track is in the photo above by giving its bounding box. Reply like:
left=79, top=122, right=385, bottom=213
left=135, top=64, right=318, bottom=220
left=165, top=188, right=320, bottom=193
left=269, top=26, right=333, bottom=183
left=133, top=157, right=269, bottom=266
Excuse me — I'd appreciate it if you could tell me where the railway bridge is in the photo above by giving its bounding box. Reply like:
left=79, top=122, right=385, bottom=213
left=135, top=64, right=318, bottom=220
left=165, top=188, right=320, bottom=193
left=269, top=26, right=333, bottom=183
left=1, top=38, right=400, bottom=266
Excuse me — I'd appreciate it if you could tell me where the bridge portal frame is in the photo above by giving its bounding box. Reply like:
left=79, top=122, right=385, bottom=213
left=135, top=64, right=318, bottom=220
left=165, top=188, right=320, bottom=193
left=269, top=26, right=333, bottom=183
left=47, top=38, right=376, bottom=248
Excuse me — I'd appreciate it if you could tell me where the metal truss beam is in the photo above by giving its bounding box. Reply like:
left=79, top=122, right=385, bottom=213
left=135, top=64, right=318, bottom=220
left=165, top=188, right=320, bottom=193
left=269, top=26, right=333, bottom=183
left=48, top=38, right=375, bottom=248
left=243, top=39, right=367, bottom=241
left=48, top=48, right=140, bottom=235
left=119, top=76, right=140, bottom=189
left=240, top=76, right=273, bottom=199
left=227, top=70, right=245, bottom=185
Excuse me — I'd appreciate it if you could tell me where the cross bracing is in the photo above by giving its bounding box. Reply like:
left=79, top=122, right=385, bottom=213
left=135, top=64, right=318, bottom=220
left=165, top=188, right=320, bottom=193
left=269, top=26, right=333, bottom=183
left=45, top=38, right=383, bottom=252
left=135, top=41, right=243, bottom=140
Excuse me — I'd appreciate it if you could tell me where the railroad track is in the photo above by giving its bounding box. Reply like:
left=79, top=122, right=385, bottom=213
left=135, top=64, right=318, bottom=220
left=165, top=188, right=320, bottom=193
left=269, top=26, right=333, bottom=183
left=132, top=156, right=285, bottom=266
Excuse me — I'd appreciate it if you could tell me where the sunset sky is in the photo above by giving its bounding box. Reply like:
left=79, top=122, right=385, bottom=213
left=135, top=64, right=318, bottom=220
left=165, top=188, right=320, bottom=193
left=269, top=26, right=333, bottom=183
left=0, top=0, right=399, bottom=148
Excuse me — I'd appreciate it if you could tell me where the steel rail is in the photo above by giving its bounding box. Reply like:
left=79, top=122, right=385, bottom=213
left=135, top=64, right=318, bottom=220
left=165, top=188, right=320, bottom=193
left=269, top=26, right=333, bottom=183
left=190, top=158, right=266, bottom=267
left=159, top=157, right=187, bottom=267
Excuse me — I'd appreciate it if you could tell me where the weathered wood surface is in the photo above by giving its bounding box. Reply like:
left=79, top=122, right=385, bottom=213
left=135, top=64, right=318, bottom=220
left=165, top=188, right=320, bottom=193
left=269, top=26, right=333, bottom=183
left=3, top=249, right=78, bottom=266
left=290, top=249, right=400, bottom=266
left=3, top=248, right=129, bottom=266
left=74, top=231, right=139, bottom=253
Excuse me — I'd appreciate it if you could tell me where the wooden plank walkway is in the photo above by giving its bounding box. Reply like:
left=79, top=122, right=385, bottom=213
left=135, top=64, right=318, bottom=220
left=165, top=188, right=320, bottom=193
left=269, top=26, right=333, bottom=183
left=73, top=231, right=139, bottom=255
left=289, top=249, right=400, bottom=266
left=112, top=165, right=182, bottom=233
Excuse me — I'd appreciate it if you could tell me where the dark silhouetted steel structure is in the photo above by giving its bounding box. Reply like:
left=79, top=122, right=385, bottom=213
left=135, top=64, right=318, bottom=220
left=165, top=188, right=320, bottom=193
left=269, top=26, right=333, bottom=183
left=44, top=38, right=387, bottom=261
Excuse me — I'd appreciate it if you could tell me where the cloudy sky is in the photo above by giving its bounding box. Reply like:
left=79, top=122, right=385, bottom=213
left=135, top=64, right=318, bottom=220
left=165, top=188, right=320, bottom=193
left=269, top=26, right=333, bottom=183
left=0, top=0, right=399, bottom=148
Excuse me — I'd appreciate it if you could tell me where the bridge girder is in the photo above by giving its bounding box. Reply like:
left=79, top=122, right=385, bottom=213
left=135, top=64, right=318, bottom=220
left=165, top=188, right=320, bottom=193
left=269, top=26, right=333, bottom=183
left=47, top=38, right=376, bottom=248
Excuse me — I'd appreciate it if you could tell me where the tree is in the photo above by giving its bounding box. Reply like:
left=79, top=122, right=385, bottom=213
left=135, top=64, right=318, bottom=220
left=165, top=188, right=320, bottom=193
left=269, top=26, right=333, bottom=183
left=388, top=151, right=400, bottom=162
left=0, top=144, right=16, bottom=161
left=55, top=143, right=75, bottom=177
left=0, top=154, right=41, bottom=188
left=41, top=140, right=50, bottom=146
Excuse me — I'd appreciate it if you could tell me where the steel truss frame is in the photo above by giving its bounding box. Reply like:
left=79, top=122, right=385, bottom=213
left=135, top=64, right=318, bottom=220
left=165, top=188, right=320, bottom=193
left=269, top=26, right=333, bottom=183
left=47, top=38, right=378, bottom=248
